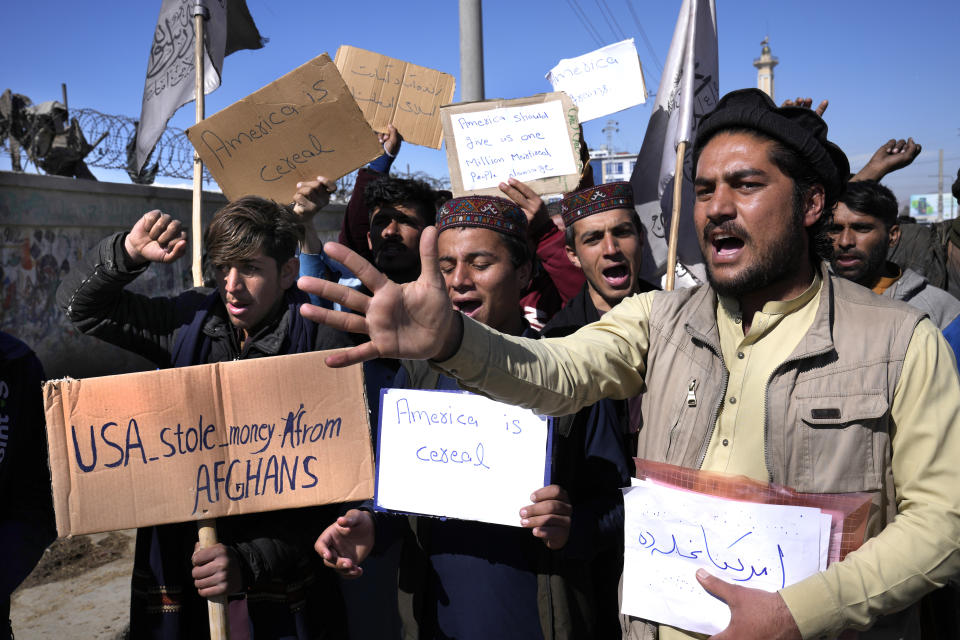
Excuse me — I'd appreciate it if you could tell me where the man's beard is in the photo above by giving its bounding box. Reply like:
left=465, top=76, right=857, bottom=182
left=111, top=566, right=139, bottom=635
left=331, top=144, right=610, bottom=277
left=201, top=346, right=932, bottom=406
left=373, top=239, right=420, bottom=283
left=704, top=208, right=809, bottom=298
left=831, top=240, right=888, bottom=287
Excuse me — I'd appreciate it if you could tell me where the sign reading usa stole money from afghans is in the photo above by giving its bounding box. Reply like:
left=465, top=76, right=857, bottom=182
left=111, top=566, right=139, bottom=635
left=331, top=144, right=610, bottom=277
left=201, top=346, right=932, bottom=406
left=440, top=92, right=582, bottom=197
left=375, top=388, right=551, bottom=527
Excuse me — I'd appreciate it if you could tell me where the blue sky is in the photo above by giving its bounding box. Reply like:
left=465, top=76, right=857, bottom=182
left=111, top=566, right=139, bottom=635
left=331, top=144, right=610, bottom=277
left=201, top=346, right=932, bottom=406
left=4, top=0, right=959, bottom=206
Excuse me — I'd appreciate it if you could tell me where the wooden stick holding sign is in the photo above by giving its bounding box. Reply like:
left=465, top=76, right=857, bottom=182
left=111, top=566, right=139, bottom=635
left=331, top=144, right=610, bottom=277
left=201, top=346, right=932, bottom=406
left=664, top=141, right=686, bottom=292
left=440, top=92, right=583, bottom=198
left=189, top=6, right=227, bottom=638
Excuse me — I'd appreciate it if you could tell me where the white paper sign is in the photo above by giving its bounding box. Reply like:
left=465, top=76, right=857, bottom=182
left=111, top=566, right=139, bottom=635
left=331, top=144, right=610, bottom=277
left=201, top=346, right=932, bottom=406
left=375, top=388, right=550, bottom=527
left=546, top=39, right=647, bottom=123
left=448, top=99, right=578, bottom=191
left=621, top=480, right=827, bottom=635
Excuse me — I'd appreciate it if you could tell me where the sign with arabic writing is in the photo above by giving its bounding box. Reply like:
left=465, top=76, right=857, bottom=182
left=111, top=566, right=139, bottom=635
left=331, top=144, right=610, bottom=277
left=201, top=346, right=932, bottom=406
left=621, top=480, right=828, bottom=635
left=186, top=53, right=382, bottom=202
left=335, top=45, right=456, bottom=150
left=374, top=388, right=551, bottom=527
left=441, top=92, right=583, bottom=197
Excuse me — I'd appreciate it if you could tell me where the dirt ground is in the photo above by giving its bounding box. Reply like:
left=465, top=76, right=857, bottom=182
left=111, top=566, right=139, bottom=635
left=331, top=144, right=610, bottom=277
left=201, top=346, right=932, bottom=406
left=10, top=530, right=136, bottom=639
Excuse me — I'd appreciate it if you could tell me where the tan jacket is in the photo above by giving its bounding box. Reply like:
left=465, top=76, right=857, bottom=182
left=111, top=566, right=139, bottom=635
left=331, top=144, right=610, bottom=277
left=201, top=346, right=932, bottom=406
left=438, top=264, right=960, bottom=639
left=624, top=267, right=924, bottom=639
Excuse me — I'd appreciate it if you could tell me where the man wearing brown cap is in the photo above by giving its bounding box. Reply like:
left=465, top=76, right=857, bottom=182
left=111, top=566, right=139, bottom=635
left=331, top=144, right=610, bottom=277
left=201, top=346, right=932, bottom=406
left=315, top=196, right=586, bottom=639
left=537, top=182, right=658, bottom=637
left=550, top=181, right=657, bottom=323
left=299, top=89, right=960, bottom=640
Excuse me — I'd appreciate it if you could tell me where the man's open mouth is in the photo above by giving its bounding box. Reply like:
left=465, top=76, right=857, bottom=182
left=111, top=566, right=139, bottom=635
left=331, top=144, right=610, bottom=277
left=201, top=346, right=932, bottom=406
left=712, top=235, right=745, bottom=257
left=454, top=300, right=481, bottom=316
left=602, top=264, right=630, bottom=287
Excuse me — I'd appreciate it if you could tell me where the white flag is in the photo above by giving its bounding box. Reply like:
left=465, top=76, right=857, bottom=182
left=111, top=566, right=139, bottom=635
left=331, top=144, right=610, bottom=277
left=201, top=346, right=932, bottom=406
left=134, top=0, right=263, bottom=172
left=630, top=0, right=718, bottom=287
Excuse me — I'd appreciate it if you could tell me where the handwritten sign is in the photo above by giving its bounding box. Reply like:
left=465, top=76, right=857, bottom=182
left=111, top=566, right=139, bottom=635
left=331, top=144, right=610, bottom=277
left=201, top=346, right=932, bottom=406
left=621, top=480, right=828, bottom=635
left=186, top=53, right=382, bottom=202
left=374, top=388, right=550, bottom=527
left=441, top=92, right=582, bottom=197
left=43, top=350, right=375, bottom=536
left=334, top=45, right=455, bottom=149
left=546, top=39, right=647, bottom=123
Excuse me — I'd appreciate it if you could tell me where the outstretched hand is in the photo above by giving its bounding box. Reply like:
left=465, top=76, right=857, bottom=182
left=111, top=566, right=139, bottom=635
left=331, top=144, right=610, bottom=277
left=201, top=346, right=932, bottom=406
left=696, top=569, right=801, bottom=640
left=124, top=210, right=187, bottom=265
left=781, top=97, right=829, bottom=117
left=298, top=226, right=462, bottom=368
left=315, top=509, right=376, bottom=578
left=852, top=138, right=922, bottom=182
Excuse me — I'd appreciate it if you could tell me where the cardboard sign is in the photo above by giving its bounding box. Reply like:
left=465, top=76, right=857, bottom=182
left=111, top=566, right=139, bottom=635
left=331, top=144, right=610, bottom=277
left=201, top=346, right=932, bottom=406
left=441, top=92, right=582, bottom=197
left=186, top=54, right=382, bottom=202
left=334, top=45, right=455, bottom=150
left=621, top=480, right=828, bottom=635
left=374, top=388, right=551, bottom=527
left=44, top=350, right=375, bottom=536
left=546, top=39, right=648, bottom=122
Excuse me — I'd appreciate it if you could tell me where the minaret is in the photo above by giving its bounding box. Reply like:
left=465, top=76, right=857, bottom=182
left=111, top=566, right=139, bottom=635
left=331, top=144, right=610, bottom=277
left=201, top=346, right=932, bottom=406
left=753, top=37, right=778, bottom=100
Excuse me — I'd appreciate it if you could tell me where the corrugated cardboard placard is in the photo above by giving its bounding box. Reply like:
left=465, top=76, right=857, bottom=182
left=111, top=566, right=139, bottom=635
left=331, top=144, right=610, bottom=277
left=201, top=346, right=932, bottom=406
left=44, top=350, right=374, bottom=536
left=441, top=92, right=583, bottom=198
left=335, top=45, right=455, bottom=149
left=186, top=53, right=382, bottom=202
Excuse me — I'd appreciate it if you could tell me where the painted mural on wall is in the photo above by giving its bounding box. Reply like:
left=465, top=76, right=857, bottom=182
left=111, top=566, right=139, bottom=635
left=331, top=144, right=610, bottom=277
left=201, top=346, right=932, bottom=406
left=0, top=174, right=344, bottom=378
left=1, top=224, right=190, bottom=369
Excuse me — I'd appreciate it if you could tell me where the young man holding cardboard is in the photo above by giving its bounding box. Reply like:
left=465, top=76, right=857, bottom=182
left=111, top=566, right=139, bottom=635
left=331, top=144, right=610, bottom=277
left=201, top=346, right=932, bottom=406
left=298, top=89, right=960, bottom=640
left=316, top=196, right=625, bottom=638
left=57, top=197, right=351, bottom=639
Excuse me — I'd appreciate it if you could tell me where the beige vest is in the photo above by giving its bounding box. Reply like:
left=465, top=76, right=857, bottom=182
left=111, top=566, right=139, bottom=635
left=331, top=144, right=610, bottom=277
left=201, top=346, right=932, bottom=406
left=625, top=266, right=926, bottom=639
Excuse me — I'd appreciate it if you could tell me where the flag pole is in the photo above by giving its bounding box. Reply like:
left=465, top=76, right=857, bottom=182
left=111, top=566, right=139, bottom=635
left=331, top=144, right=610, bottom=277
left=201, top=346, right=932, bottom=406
left=664, top=141, right=686, bottom=292
left=192, top=3, right=229, bottom=640
left=192, top=2, right=206, bottom=290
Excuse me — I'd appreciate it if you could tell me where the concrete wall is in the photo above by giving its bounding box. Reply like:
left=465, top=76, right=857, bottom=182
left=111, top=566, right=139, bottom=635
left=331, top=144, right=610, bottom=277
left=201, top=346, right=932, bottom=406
left=0, top=171, right=344, bottom=379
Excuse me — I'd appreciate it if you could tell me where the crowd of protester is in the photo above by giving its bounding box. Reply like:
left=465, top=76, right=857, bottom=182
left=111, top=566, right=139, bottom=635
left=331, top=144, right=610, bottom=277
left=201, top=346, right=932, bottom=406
left=3, top=88, right=960, bottom=639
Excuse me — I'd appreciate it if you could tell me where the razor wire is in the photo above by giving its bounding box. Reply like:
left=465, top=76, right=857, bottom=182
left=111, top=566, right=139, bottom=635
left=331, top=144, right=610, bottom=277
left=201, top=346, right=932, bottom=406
left=72, top=108, right=212, bottom=182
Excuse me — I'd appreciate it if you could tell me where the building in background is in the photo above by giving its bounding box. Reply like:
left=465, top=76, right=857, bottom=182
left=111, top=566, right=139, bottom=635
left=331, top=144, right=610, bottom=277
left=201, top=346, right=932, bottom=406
left=753, top=37, right=778, bottom=99
left=589, top=147, right=637, bottom=184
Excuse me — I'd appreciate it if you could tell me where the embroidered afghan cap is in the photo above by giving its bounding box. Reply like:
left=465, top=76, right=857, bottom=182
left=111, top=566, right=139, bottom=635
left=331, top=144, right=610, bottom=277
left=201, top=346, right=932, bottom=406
left=560, top=182, right=634, bottom=228
left=436, top=196, right=527, bottom=239
left=693, top=88, right=850, bottom=204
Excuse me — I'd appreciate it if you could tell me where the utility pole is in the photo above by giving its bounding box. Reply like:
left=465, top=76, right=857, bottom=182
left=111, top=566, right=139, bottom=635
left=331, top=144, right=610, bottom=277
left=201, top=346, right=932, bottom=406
left=459, top=0, right=484, bottom=102
left=602, top=119, right=619, bottom=152
left=938, top=148, right=944, bottom=222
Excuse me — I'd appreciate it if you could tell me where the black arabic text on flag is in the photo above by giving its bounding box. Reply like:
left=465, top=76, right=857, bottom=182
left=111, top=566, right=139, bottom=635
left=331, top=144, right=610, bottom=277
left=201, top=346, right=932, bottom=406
left=134, top=0, right=264, bottom=173
left=630, top=0, right=718, bottom=287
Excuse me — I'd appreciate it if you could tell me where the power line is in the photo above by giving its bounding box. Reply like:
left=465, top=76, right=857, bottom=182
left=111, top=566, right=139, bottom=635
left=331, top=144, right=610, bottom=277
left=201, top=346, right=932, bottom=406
left=625, top=0, right=664, bottom=74
left=566, top=0, right=605, bottom=47
left=596, top=0, right=628, bottom=41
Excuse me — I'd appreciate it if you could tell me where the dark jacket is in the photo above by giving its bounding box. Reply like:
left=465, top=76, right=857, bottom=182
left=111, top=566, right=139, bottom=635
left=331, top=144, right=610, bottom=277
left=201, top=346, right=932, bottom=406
left=395, top=310, right=626, bottom=639
left=539, top=285, right=649, bottom=639
left=56, top=233, right=352, bottom=640
left=0, top=332, right=56, bottom=602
